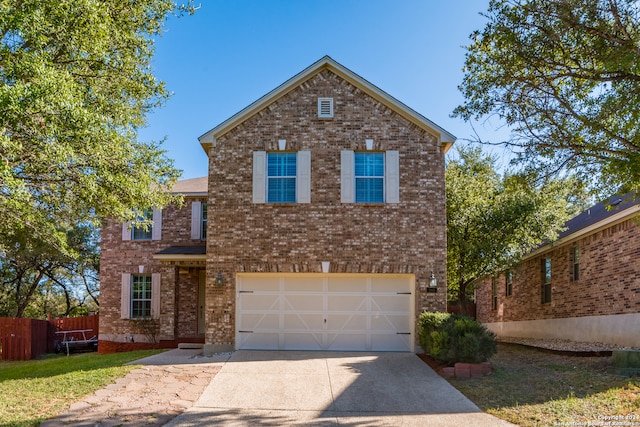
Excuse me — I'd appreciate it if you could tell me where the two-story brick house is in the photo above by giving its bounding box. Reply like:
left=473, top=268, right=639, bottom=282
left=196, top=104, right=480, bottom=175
left=99, top=56, right=455, bottom=353
left=475, top=194, right=640, bottom=348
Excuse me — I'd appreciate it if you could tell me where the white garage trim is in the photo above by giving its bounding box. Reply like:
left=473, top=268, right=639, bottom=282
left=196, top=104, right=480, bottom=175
left=236, top=273, right=415, bottom=352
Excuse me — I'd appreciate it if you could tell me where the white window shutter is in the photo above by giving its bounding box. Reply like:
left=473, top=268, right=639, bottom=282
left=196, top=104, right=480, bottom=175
left=151, top=273, right=161, bottom=319
left=121, top=273, right=131, bottom=319
left=341, top=150, right=355, bottom=203
left=122, top=223, right=131, bottom=241
left=253, top=151, right=267, bottom=204
left=385, top=150, right=400, bottom=203
left=297, top=151, right=311, bottom=203
left=191, top=201, right=202, bottom=239
left=151, top=208, right=162, bottom=240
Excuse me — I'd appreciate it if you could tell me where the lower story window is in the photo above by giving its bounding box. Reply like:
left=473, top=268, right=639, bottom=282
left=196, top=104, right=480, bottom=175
left=132, top=275, right=152, bottom=318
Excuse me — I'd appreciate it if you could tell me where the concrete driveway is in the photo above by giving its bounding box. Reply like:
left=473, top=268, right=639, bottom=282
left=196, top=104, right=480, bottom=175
left=164, top=351, right=516, bottom=426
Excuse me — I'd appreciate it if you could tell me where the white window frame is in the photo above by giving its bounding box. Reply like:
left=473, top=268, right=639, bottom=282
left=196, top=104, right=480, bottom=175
left=122, top=208, right=162, bottom=241
left=341, top=150, right=399, bottom=204
left=191, top=201, right=207, bottom=240
left=253, top=151, right=311, bottom=204
left=121, top=273, right=160, bottom=319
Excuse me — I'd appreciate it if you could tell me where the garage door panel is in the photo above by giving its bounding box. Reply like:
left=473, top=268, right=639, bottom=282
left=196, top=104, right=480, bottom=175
left=371, top=295, right=410, bottom=312
left=327, top=295, right=367, bottom=311
left=371, top=277, right=411, bottom=292
left=284, top=295, right=323, bottom=311
left=371, top=333, right=411, bottom=351
left=283, top=333, right=323, bottom=350
left=240, top=294, right=279, bottom=311
left=371, top=314, right=411, bottom=331
left=327, top=334, right=367, bottom=351
left=244, top=277, right=281, bottom=291
left=283, top=276, right=324, bottom=291
left=238, top=332, right=280, bottom=350
left=283, top=314, right=324, bottom=330
left=327, top=277, right=368, bottom=292
left=329, top=314, right=368, bottom=330
left=239, top=313, right=280, bottom=330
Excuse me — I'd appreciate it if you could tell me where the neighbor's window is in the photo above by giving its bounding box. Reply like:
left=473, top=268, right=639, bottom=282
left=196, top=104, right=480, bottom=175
left=132, top=209, right=153, bottom=240
left=571, top=246, right=579, bottom=281
left=505, top=270, right=513, bottom=297
left=355, top=152, right=384, bottom=203
left=267, top=152, right=297, bottom=203
left=491, top=277, right=498, bottom=311
left=201, top=202, right=207, bottom=239
left=541, top=258, right=552, bottom=304
left=131, top=275, right=152, bottom=318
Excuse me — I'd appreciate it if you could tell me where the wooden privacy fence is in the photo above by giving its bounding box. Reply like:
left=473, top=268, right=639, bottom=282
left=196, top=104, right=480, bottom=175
left=0, top=318, right=49, bottom=361
left=0, top=314, right=99, bottom=361
left=447, top=302, right=477, bottom=319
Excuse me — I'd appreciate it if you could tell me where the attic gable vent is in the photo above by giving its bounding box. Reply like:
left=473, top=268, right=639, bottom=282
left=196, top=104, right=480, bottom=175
left=318, top=97, right=334, bottom=118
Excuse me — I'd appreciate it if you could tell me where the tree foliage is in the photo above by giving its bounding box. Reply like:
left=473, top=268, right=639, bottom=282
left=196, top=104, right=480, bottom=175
left=446, top=146, right=578, bottom=304
left=0, top=0, right=193, bottom=255
left=454, top=0, right=640, bottom=195
left=0, top=222, right=99, bottom=318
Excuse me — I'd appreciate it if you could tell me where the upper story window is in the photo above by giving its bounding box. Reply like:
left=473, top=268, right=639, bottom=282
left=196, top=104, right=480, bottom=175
left=252, top=151, right=311, bottom=204
left=491, top=277, right=498, bottom=311
left=355, top=152, right=384, bottom=203
left=122, top=208, right=162, bottom=241
left=341, top=150, right=399, bottom=204
left=201, top=202, right=207, bottom=239
left=267, top=152, right=297, bottom=203
left=541, top=257, right=551, bottom=304
left=571, top=246, right=579, bottom=281
left=505, top=270, right=513, bottom=297
left=132, top=209, right=153, bottom=240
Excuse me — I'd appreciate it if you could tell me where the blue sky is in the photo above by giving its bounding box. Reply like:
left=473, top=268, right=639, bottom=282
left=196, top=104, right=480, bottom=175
left=139, top=0, right=509, bottom=179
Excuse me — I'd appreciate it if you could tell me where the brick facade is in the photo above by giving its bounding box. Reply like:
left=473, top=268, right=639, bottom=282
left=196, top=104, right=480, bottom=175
left=99, top=198, right=206, bottom=346
left=203, top=67, right=448, bottom=348
left=476, top=204, right=640, bottom=346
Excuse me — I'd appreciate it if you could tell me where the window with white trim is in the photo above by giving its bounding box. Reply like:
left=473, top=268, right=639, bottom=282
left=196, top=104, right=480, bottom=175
left=252, top=151, right=311, bottom=204
left=132, top=209, right=153, bottom=240
left=131, top=275, right=152, bottom=318
left=341, top=150, right=399, bottom=204
left=201, top=202, right=207, bottom=239
left=571, top=246, right=579, bottom=281
left=355, top=152, right=384, bottom=203
left=267, top=152, right=297, bottom=203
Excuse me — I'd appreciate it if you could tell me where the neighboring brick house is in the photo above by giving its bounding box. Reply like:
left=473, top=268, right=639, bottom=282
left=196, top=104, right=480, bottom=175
left=475, top=194, right=640, bottom=348
left=99, top=56, right=455, bottom=353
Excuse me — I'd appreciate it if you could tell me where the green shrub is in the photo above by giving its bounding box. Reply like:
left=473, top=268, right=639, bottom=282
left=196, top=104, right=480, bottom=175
left=417, top=312, right=497, bottom=364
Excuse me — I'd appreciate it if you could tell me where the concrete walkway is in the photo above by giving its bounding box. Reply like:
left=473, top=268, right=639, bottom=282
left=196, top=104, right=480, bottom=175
left=165, top=351, right=516, bottom=426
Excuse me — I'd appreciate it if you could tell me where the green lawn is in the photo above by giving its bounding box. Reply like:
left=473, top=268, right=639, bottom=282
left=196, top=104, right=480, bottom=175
left=0, top=350, right=164, bottom=427
left=449, top=343, right=640, bottom=427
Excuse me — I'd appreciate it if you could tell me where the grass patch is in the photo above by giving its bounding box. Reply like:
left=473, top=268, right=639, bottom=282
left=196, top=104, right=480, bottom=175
left=448, top=343, right=640, bottom=426
left=0, top=349, right=164, bottom=427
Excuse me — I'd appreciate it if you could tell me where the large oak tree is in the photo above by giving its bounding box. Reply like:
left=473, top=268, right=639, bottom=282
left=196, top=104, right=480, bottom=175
left=0, top=1, right=192, bottom=255
left=454, top=0, right=640, bottom=195
left=446, top=146, right=577, bottom=306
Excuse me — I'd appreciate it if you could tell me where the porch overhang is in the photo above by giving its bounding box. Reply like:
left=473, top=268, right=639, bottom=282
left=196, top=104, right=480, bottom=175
left=153, top=245, right=207, bottom=262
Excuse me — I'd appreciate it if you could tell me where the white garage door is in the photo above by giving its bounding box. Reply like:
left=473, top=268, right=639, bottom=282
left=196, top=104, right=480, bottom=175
left=236, top=274, right=414, bottom=351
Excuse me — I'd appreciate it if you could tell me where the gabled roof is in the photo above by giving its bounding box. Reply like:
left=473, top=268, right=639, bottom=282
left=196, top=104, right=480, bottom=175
left=525, top=193, right=640, bottom=259
left=198, top=56, right=456, bottom=152
left=170, top=176, right=207, bottom=196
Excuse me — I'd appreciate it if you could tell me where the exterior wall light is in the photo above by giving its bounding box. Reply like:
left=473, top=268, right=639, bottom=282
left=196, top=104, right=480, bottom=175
left=216, top=272, right=224, bottom=286
left=427, top=273, right=438, bottom=293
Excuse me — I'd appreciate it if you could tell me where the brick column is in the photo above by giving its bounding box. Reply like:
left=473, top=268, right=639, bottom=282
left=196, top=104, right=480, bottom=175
left=159, top=265, right=177, bottom=341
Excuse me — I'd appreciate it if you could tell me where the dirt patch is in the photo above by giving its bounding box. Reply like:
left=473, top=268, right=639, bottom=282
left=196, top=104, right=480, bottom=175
left=40, top=363, right=221, bottom=426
